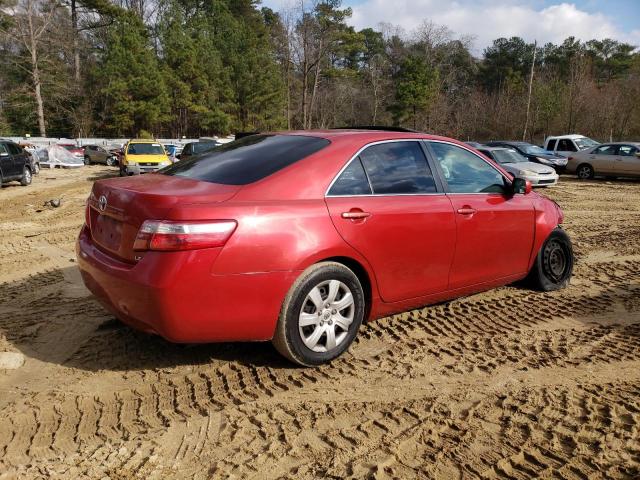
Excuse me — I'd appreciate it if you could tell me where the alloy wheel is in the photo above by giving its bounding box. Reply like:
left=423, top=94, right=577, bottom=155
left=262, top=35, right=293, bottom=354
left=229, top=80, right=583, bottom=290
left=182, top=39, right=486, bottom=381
left=298, top=280, right=355, bottom=353
left=577, top=165, right=592, bottom=179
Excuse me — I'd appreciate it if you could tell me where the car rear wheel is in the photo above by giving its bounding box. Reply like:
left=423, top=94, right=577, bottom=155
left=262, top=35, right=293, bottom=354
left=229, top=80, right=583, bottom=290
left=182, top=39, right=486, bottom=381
left=84, top=156, right=91, bottom=165
left=527, top=228, right=573, bottom=291
left=20, top=167, right=32, bottom=186
left=106, top=156, right=116, bottom=167
left=576, top=163, right=594, bottom=179
left=272, top=262, right=365, bottom=366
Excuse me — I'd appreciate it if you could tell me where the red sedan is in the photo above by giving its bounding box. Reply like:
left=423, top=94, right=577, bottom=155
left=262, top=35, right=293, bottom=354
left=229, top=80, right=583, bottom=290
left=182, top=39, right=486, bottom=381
left=77, top=130, right=573, bottom=366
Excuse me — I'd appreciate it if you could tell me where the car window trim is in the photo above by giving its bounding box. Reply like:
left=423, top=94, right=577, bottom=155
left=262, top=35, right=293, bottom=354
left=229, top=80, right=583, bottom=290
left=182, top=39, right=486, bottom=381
left=424, top=139, right=513, bottom=196
left=325, top=139, right=445, bottom=197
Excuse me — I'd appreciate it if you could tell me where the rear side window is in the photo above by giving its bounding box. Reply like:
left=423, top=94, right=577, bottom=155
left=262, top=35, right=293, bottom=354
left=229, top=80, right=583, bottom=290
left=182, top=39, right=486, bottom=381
left=163, top=135, right=330, bottom=185
left=0, top=143, right=7, bottom=154
left=547, top=139, right=557, bottom=151
left=594, top=145, right=617, bottom=155
left=618, top=145, right=638, bottom=156
left=358, top=141, right=437, bottom=194
left=328, top=159, right=372, bottom=196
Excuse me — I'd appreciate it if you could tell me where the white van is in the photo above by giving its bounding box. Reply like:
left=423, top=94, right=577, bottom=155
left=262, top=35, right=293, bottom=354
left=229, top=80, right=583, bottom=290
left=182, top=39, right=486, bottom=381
left=544, top=134, right=599, bottom=157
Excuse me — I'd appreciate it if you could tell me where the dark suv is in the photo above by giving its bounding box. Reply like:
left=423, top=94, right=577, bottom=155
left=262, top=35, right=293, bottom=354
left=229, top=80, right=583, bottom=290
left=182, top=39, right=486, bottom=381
left=0, top=140, right=32, bottom=187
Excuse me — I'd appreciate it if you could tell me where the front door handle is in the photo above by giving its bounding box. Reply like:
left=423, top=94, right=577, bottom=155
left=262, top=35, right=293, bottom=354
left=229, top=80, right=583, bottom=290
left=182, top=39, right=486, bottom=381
left=456, top=207, right=476, bottom=215
left=341, top=210, right=371, bottom=220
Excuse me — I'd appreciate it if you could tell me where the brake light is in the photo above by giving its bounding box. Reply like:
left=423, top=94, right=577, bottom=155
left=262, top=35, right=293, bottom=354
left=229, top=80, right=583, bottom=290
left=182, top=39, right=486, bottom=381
left=568, top=156, right=573, bottom=161
left=133, top=220, right=237, bottom=251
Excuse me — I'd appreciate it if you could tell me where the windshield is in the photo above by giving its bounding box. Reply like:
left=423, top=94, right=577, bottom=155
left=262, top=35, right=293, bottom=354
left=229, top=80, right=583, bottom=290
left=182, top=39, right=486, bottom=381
left=127, top=143, right=165, bottom=155
left=492, top=149, right=527, bottom=164
left=523, top=145, right=549, bottom=155
left=574, top=137, right=599, bottom=150
left=162, top=134, right=330, bottom=185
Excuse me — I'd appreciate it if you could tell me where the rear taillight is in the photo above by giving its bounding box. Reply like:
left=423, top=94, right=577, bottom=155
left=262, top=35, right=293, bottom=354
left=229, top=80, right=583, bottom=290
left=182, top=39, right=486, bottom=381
left=133, top=220, right=237, bottom=251
left=567, top=156, right=573, bottom=161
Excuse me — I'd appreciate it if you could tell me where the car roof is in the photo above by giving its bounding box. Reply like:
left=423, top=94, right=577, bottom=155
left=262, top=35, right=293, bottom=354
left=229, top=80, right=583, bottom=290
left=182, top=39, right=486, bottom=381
left=272, top=129, right=456, bottom=144
left=547, top=134, right=587, bottom=140
left=127, top=139, right=160, bottom=143
left=596, top=142, right=640, bottom=146
left=476, top=145, right=515, bottom=152
left=489, top=140, right=530, bottom=146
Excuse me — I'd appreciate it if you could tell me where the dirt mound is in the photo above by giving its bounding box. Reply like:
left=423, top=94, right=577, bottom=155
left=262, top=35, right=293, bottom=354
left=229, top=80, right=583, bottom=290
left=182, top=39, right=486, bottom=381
left=0, top=170, right=639, bottom=479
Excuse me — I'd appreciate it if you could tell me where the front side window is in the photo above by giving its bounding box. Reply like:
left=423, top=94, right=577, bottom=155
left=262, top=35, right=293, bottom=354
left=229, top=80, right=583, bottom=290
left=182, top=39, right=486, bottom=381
left=358, top=141, right=437, bottom=194
left=594, top=145, right=617, bottom=155
left=429, top=142, right=507, bottom=194
left=618, top=145, right=638, bottom=157
left=127, top=143, right=165, bottom=155
left=6, top=143, right=22, bottom=155
left=163, top=134, right=330, bottom=185
left=0, top=143, right=7, bottom=154
left=558, top=139, right=577, bottom=152
left=328, top=158, right=372, bottom=196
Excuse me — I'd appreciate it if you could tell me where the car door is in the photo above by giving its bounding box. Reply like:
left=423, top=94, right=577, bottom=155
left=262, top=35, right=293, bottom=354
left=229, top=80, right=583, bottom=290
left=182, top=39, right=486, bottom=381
left=615, top=145, right=640, bottom=176
left=0, top=142, right=15, bottom=178
left=427, top=141, right=535, bottom=289
left=95, top=146, right=109, bottom=163
left=6, top=143, right=25, bottom=176
left=557, top=139, right=578, bottom=158
left=325, top=140, right=457, bottom=303
left=588, top=144, right=618, bottom=174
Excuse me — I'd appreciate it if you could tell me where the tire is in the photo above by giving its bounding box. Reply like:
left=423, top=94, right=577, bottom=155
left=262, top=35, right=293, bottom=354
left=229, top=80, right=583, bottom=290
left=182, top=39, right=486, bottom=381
left=272, top=262, right=365, bottom=366
left=106, top=156, right=116, bottom=167
left=576, top=163, right=594, bottom=179
left=34, top=163, right=40, bottom=175
left=84, top=156, right=91, bottom=165
left=119, top=166, right=126, bottom=177
left=20, top=166, right=32, bottom=186
left=527, top=228, right=574, bottom=292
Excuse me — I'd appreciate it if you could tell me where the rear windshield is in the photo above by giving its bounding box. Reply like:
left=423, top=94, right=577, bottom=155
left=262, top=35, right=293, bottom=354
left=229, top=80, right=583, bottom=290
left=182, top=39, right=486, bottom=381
left=128, top=143, right=165, bottom=155
left=192, top=142, right=220, bottom=154
left=162, top=134, right=330, bottom=185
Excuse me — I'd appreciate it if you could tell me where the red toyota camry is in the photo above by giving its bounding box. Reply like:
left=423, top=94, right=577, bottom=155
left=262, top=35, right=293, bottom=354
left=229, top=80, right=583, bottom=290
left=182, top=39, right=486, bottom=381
left=77, top=129, right=573, bottom=366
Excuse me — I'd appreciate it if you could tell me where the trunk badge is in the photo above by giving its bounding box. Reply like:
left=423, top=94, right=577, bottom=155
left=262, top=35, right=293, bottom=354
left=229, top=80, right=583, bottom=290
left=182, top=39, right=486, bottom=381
left=98, top=195, right=107, bottom=212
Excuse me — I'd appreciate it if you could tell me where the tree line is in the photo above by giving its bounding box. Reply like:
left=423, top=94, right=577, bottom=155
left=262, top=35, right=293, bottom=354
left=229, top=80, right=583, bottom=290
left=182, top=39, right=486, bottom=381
left=1, top=0, right=639, bottom=143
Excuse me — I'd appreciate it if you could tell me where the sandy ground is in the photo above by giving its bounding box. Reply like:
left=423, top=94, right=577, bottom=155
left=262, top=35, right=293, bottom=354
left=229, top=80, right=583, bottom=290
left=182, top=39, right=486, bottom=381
left=0, top=166, right=639, bottom=479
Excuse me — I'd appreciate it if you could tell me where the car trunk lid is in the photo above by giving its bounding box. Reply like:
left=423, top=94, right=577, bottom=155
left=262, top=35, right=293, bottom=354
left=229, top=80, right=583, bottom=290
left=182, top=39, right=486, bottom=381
left=87, top=174, right=240, bottom=262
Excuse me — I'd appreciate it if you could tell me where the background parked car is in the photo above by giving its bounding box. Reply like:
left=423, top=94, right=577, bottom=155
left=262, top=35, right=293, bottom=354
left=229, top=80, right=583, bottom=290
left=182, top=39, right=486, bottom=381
left=544, top=134, right=599, bottom=157
left=178, top=140, right=221, bottom=161
left=18, top=143, right=41, bottom=175
left=59, top=144, right=85, bottom=160
left=476, top=146, right=559, bottom=186
left=119, top=139, right=171, bottom=175
left=84, top=145, right=118, bottom=166
left=485, top=141, right=567, bottom=170
left=566, top=142, right=640, bottom=179
left=0, top=139, right=33, bottom=186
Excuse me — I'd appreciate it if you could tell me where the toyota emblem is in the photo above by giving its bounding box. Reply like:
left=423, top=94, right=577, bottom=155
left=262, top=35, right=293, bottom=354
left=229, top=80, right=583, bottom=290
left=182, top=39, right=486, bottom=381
left=98, top=195, right=107, bottom=212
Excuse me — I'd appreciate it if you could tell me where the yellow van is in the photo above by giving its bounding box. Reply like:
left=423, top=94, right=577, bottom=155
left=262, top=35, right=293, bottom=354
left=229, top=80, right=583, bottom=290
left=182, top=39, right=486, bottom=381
left=120, top=139, right=171, bottom=176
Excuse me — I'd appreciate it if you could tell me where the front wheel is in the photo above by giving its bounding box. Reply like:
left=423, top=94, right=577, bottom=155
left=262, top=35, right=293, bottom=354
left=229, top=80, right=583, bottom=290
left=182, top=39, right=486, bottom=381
left=527, top=228, right=574, bottom=291
left=106, top=156, right=117, bottom=167
left=33, top=163, right=40, bottom=175
left=272, top=262, right=365, bottom=366
left=83, top=156, right=91, bottom=166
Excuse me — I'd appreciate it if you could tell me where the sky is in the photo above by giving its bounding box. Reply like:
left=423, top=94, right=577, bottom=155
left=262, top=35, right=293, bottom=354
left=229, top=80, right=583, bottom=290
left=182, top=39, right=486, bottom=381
left=262, top=0, right=640, bottom=53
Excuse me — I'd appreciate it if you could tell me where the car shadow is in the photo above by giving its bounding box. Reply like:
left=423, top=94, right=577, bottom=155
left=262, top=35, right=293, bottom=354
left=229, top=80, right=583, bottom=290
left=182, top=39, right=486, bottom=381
left=1, top=266, right=637, bottom=373
left=86, top=169, right=120, bottom=182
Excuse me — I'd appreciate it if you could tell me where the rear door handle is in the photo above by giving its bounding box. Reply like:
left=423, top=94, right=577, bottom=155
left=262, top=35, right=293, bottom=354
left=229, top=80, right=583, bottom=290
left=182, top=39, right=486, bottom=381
left=341, top=210, right=371, bottom=219
left=456, top=207, right=476, bottom=215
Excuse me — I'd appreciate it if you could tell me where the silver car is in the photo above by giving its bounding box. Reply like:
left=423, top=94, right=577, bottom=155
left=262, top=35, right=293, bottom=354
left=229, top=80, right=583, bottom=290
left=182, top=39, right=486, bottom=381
left=566, top=142, right=640, bottom=179
left=477, top=146, right=559, bottom=186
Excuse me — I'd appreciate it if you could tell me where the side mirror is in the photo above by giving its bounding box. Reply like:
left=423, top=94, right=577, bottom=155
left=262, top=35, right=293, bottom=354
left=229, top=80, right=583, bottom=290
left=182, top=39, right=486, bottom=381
left=512, top=177, right=532, bottom=195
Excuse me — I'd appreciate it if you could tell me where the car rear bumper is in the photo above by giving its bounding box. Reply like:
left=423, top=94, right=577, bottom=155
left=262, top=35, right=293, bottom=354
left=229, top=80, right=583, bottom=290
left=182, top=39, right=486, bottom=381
left=76, top=225, right=298, bottom=342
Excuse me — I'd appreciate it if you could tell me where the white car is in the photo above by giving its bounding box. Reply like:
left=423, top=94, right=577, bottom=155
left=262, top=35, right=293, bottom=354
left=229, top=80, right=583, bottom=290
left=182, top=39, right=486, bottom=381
left=477, top=146, right=559, bottom=187
left=544, top=134, right=599, bottom=157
